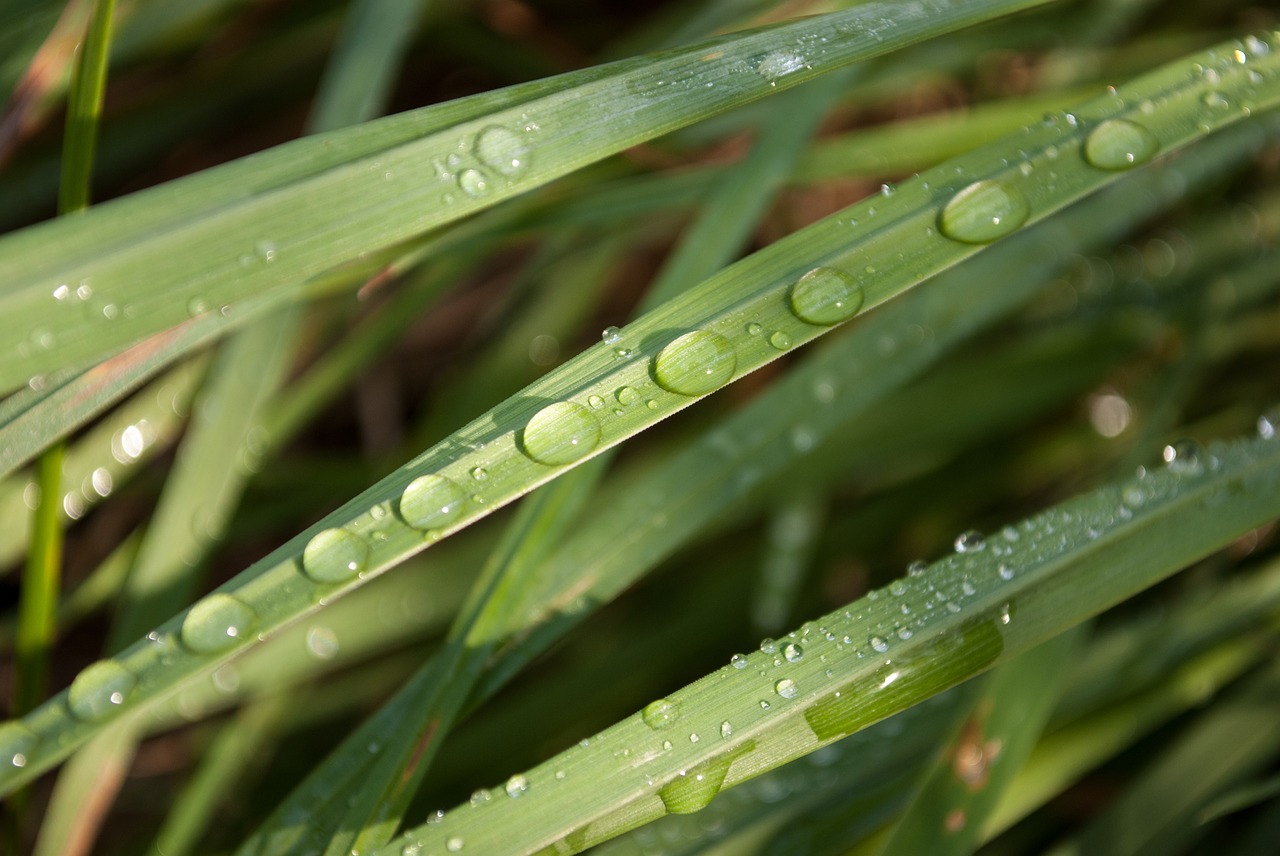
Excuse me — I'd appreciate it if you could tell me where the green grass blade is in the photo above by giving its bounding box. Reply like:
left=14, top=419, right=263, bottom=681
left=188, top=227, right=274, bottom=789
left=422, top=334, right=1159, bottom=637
left=388, top=426, right=1280, bottom=856
left=0, top=0, right=1048, bottom=393
left=14, top=446, right=63, bottom=715
left=0, top=28, right=1274, bottom=798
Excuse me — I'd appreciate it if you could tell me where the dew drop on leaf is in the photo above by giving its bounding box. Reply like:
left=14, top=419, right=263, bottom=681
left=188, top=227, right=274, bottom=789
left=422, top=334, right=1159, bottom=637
left=474, top=125, right=530, bottom=177
left=521, top=401, right=602, bottom=466
left=301, top=528, right=369, bottom=583
left=775, top=678, right=798, bottom=699
left=0, top=722, right=37, bottom=768
left=1083, top=118, right=1160, bottom=170
left=642, top=698, right=681, bottom=730
left=67, top=660, right=136, bottom=722
left=181, top=593, right=258, bottom=654
left=400, top=475, right=467, bottom=531
left=939, top=180, right=1030, bottom=243
left=653, top=331, right=737, bottom=396
left=788, top=267, right=865, bottom=325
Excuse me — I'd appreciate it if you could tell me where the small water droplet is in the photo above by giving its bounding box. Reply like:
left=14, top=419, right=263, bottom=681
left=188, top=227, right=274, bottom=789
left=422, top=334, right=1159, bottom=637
left=789, top=267, right=865, bottom=326
left=587, top=395, right=605, bottom=409
left=759, top=638, right=777, bottom=654
left=774, top=678, right=798, bottom=699
left=653, top=331, right=737, bottom=396
left=474, top=125, right=530, bottom=177
left=870, top=635, right=889, bottom=653
left=998, top=564, right=1014, bottom=581
left=746, top=322, right=763, bottom=336
left=1259, top=408, right=1279, bottom=439
left=181, top=593, right=258, bottom=654
left=730, top=653, right=748, bottom=669
left=0, top=722, right=38, bottom=768
left=301, top=528, right=369, bottom=583
left=400, top=474, right=467, bottom=531
left=67, top=661, right=136, bottom=721
left=446, top=837, right=465, bottom=852
left=458, top=169, right=490, bottom=198
left=504, top=773, right=529, bottom=798
left=955, top=530, right=985, bottom=553
left=783, top=643, right=803, bottom=663
left=1162, top=439, right=1203, bottom=474
left=756, top=49, right=805, bottom=83
left=939, top=180, right=1029, bottom=244
left=616, top=386, right=639, bottom=406
left=470, top=467, right=488, bottom=481
left=642, top=698, right=681, bottom=730
left=906, top=560, right=927, bottom=576
left=521, top=401, right=601, bottom=466
left=768, top=330, right=792, bottom=350
left=601, top=326, right=622, bottom=345
left=1083, top=119, right=1160, bottom=170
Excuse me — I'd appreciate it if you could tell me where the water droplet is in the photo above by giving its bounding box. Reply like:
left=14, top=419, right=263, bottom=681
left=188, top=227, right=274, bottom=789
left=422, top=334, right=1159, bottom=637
left=0, top=722, right=37, bottom=768
left=759, top=638, right=777, bottom=654
left=653, top=331, right=737, bottom=396
left=587, top=395, right=605, bottom=409
left=906, top=560, right=927, bottom=576
left=998, top=564, right=1015, bottom=581
left=768, top=331, right=792, bottom=350
left=601, top=326, right=622, bottom=345
left=889, top=580, right=908, bottom=596
left=939, top=180, right=1029, bottom=244
left=955, top=530, right=985, bottom=553
left=181, top=593, right=258, bottom=654
left=301, top=528, right=369, bottom=583
left=870, top=635, right=889, bottom=653
left=783, top=643, right=803, bottom=663
left=470, top=467, right=488, bottom=481
left=474, top=126, right=530, bottom=177
left=504, top=773, right=529, bottom=798
left=67, top=660, right=136, bottom=721
left=446, top=837, right=465, bottom=852
left=616, top=386, right=639, bottom=406
left=746, top=322, right=763, bottom=336
left=642, top=698, right=681, bottom=730
left=458, top=169, right=489, bottom=198
left=521, top=401, right=601, bottom=466
left=756, top=50, right=805, bottom=83
left=1162, top=439, right=1203, bottom=474
left=789, top=267, right=864, bottom=325
left=1083, top=119, right=1160, bottom=170
left=1259, top=408, right=1279, bottom=439
left=469, top=788, right=492, bottom=807
left=774, top=678, right=798, bottom=699
left=896, top=626, right=913, bottom=640
left=400, top=474, right=467, bottom=531
left=689, top=732, right=700, bottom=743
left=730, top=653, right=748, bottom=669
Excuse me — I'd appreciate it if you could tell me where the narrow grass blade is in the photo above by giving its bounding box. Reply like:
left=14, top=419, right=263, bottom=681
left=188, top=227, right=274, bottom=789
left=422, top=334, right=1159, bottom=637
left=0, top=31, right=1275, bottom=797
left=14, top=446, right=63, bottom=714
left=0, top=0, right=1048, bottom=393
left=30, top=719, right=135, bottom=856
left=390, top=426, right=1280, bottom=855
left=876, top=631, right=1083, bottom=856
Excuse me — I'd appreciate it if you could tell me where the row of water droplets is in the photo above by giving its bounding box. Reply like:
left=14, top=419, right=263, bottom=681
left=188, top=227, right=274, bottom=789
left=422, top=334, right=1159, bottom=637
left=433, top=123, right=535, bottom=205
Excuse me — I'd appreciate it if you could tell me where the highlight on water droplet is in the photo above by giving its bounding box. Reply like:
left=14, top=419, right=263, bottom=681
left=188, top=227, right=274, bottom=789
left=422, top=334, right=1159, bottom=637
left=642, top=698, right=681, bottom=730
left=1083, top=118, right=1160, bottom=170
left=938, top=180, right=1030, bottom=244
left=0, top=722, right=37, bottom=768
left=783, top=643, right=803, bottom=663
left=301, top=528, right=369, bottom=583
left=789, top=267, right=865, bottom=325
left=181, top=593, right=258, bottom=654
left=474, top=125, right=530, bottom=177
left=653, top=331, right=737, bottom=396
left=400, top=474, right=467, bottom=531
left=521, top=401, right=601, bottom=466
left=774, top=678, right=799, bottom=699
left=67, top=660, right=137, bottom=722
left=955, top=530, right=985, bottom=553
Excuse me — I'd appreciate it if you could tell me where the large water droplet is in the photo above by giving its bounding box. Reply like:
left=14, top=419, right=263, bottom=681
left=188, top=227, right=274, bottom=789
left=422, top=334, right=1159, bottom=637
left=504, top=773, right=529, bottom=798
left=783, top=643, right=803, bottom=663
left=789, top=267, right=865, bottom=325
left=0, top=722, right=37, bottom=768
left=181, top=593, right=258, bottom=654
left=1083, top=119, right=1160, bottom=170
left=301, top=528, right=369, bottom=583
left=400, top=474, right=467, bottom=530
left=642, top=698, right=681, bottom=730
left=521, top=402, right=601, bottom=466
left=657, top=747, right=750, bottom=814
left=67, top=660, right=136, bottom=721
left=653, top=331, right=737, bottom=396
left=774, top=678, right=798, bottom=699
left=939, top=180, right=1030, bottom=244
left=474, top=126, right=530, bottom=177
